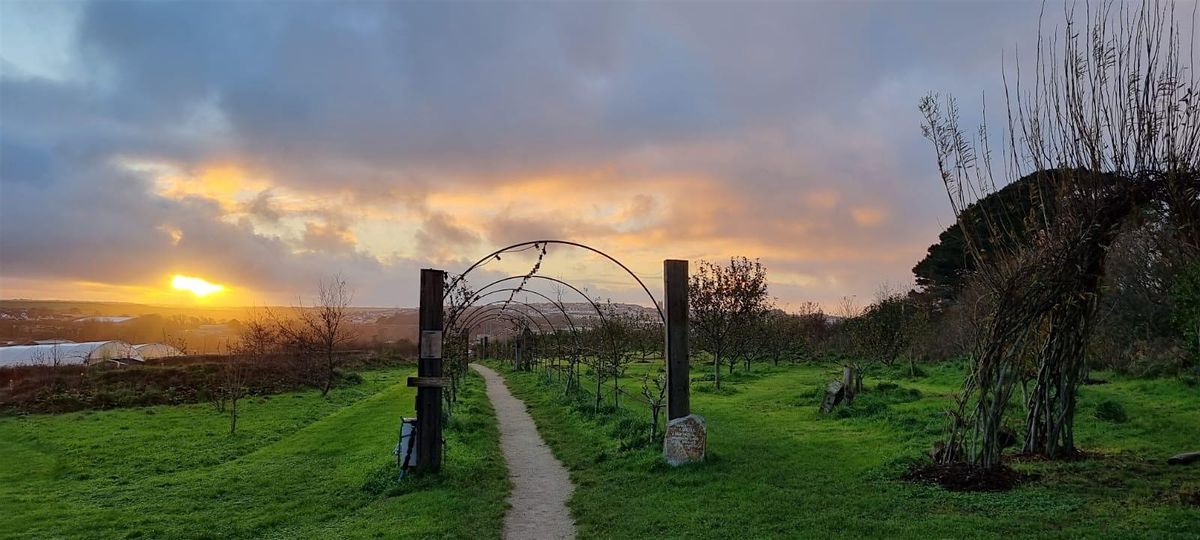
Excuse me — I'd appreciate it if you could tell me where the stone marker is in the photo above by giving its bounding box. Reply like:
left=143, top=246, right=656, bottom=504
left=663, top=413, right=706, bottom=466
left=820, top=380, right=845, bottom=413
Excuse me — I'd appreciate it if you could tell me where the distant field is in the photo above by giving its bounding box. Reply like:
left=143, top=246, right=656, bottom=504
left=0, top=299, right=406, bottom=320
left=0, top=368, right=507, bottom=540
left=490, top=359, right=1200, bottom=539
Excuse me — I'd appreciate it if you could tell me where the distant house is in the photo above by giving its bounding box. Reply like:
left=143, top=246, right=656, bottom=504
left=133, top=343, right=184, bottom=360
left=0, top=341, right=143, bottom=367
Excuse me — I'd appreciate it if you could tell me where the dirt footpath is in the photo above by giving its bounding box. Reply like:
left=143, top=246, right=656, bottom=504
left=471, top=364, right=576, bottom=540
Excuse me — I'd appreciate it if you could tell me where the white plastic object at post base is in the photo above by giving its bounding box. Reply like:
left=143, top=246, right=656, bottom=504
left=395, top=417, right=419, bottom=468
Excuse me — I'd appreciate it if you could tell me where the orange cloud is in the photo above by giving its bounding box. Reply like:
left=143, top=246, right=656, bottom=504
left=851, top=206, right=887, bottom=227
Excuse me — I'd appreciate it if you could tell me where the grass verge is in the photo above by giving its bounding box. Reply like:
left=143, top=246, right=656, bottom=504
left=0, top=368, right=508, bottom=539
left=487, top=359, right=1200, bottom=539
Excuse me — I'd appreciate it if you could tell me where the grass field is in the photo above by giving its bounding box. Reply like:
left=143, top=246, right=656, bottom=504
left=0, top=367, right=508, bottom=540
left=3, top=357, right=1196, bottom=539
left=488, top=359, right=1200, bottom=539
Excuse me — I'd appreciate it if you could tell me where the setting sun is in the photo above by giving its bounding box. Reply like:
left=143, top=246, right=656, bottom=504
left=171, top=275, right=224, bottom=297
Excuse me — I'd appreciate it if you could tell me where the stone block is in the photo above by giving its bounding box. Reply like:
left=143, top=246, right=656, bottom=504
left=663, top=413, right=706, bottom=466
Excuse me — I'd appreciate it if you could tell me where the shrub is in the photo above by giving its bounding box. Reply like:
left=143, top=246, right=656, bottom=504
left=1094, top=399, right=1128, bottom=423
left=610, top=416, right=655, bottom=450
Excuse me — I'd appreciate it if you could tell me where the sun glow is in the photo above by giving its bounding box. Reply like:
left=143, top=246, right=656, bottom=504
left=171, top=275, right=225, bottom=297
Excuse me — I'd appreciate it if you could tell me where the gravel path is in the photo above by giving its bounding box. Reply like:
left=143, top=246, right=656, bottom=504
left=471, top=364, right=576, bottom=540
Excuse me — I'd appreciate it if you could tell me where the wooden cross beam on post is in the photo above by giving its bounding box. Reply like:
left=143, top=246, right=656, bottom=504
left=416, top=268, right=445, bottom=473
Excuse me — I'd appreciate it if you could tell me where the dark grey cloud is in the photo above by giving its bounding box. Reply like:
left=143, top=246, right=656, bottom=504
left=7, top=0, right=1173, bottom=307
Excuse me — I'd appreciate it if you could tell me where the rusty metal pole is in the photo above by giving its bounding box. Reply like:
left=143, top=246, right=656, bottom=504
left=415, top=268, right=444, bottom=473
left=664, top=259, right=690, bottom=420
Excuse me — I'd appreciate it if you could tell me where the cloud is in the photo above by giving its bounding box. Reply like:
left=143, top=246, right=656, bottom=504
left=2, top=0, right=1114, bottom=308
left=851, top=207, right=888, bottom=227
left=243, top=189, right=281, bottom=222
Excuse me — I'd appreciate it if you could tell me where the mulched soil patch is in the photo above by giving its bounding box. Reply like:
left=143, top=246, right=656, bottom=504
left=903, top=462, right=1032, bottom=492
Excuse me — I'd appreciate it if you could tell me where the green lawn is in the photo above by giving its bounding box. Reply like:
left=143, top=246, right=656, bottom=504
left=488, top=359, right=1200, bottom=539
left=0, top=368, right=508, bottom=540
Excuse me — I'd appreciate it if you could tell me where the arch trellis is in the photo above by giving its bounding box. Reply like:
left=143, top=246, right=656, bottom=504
left=457, top=290, right=581, bottom=346
left=443, top=240, right=665, bottom=324
left=411, top=240, right=700, bottom=475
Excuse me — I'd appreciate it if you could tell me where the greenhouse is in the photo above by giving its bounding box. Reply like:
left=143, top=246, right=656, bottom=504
left=0, top=341, right=143, bottom=367
left=133, top=343, right=184, bottom=360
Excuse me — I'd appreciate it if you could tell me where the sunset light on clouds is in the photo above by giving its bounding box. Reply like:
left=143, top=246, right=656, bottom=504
left=0, top=1, right=1066, bottom=308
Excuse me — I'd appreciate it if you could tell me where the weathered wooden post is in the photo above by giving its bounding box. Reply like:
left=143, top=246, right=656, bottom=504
left=412, top=268, right=445, bottom=473
left=662, top=259, right=705, bottom=466
left=664, top=259, right=690, bottom=420
left=521, top=327, right=533, bottom=371
left=514, top=331, right=523, bottom=370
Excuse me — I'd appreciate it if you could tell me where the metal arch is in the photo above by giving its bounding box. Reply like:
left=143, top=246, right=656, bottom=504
left=456, top=300, right=552, bottom=335
left=468, top=313, right=533, bottom=334
left=465, top=275, right=611, bottom=326
left=457, top=288, right=584, bottom=360
left=460, top=304, right=547, bottom=335
left=451, top=289, right=578, bottom=336
left=449, top=286, right=580, bottom=335
left=444, top=239, right=665, bottom=323
left=456, top=305, right=526, bottom=332
left=460, top=275, right=620, bottom=360
left=459, top=275, right=619, bottom=351
left=467, top=301, right=555, bottom=338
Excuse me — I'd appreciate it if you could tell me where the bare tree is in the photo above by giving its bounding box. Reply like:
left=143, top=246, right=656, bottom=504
left=593, top=302, right=637, bottom=409
left=920, top=1, right=1199, bottom=467
left=641, top=367, right=668, bottom=439
left=273, top=275, right=355, bottom=396
left=689, top=257, right=772, bottom=389
left=220, top=346, right=249, bottom=435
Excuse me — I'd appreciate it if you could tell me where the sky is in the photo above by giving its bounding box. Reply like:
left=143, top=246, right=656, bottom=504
left=0, top=0, right=1167, bottom=310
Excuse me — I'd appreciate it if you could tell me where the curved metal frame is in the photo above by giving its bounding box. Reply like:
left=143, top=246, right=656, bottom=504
left=466, top=275, right=610, bottom=326
left=459, top=288, right=584, bottom=363
left=459, top=290, right=580, bottom=344
left=456, top=300, right=552, bottom=334
left=444, top=240, right=664, bottom=323
left=451, top=287, right=579, bottom=335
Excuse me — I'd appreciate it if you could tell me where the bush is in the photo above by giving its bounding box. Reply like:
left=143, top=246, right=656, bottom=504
left=1171, top=262, right=1200, bottom=362
left=610, top=416, right=655, bottom=450
left=830, top=382, right=922, bottom=419
left=1094, top=399, right=1128, bottom=423
left=334, top=369, right=364, bottom=385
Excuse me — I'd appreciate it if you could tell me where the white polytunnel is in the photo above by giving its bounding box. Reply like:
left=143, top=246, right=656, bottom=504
left=0, top=341, right=143, bottom=367
left=133, top=343, right=184, bottom=360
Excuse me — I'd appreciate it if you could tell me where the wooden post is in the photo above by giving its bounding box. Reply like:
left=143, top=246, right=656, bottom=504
left=514, top=332, right=523, bottom=370
left=416, top=268, right=444, bottom=473
left=664, top=259, right=690, bottom=420
left=521, top=327, right=533, bottom=371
